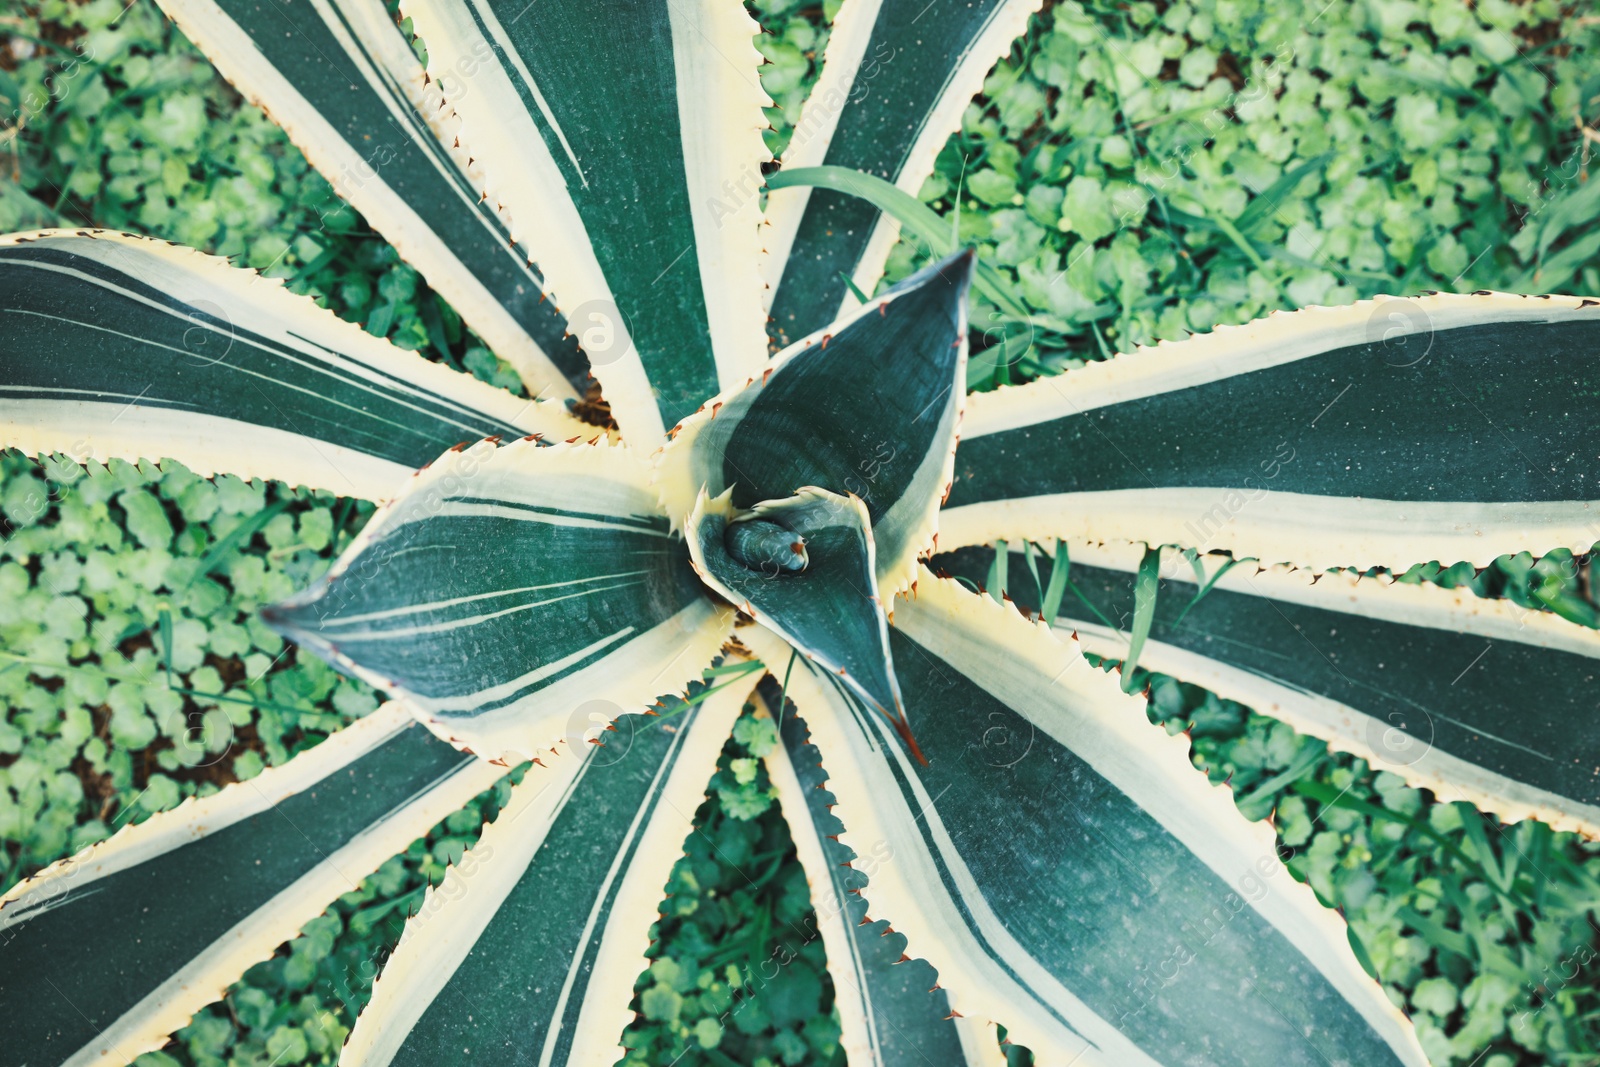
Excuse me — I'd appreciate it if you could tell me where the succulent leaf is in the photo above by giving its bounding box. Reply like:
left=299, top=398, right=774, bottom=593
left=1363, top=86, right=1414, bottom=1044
left=155, top=0, right=586, bottom=395
left=743, top=585, right=1429, bottom=1067
left=0, top=706, right=505, bottom=1067
left=724, top=515, right=810, bottom=574
left=343, top=682, right=750, bottom=1067
left=688, top=487, right=901, bottom=718
left=400, top=0, right=772, bottom=441
left=658, top=250, right=973, bottom=598
left=764, top=0, right=1042, bottom=347
left=263, top=438, right=729, bottom=763
left=945, top=293, right=1600, bottom=571
left=0, top=230, right=586, bottom=499
left=761, top=692, right=1009, bottom=1067
left=943, top=540, right=1600, bottom=838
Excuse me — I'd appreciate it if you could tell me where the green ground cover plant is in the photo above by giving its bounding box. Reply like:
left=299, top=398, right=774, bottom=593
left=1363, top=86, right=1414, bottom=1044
left=2, top=0, right=1599, bottom=1065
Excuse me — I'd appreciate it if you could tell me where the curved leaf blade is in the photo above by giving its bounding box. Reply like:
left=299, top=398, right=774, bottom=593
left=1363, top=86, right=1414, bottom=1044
left=764, top=0, right=1041, bottom=346
left=944, top=293, right=1600, bottom=570
left=155, top=0, right=585, bottom=395
left=264, top=438, right=728, bottom=763
left=760, top=689, right=1007, bottom=1066
left=688, top=487, right=901, bottom=716
left=942, top=540, right=1600, bottom=838
left=767, top=166, right=1025, bottom=319
left=744, top=578, right=1427, bottom=1066
left=0, top=705, right=505, bottom=1067
left=400, top=0, right=771, bottom=440
left=0, top=231, right=586, bottom=500
left=342, top=679, right=750, bottom=1067
left=658, top=250, right=972, bottom=598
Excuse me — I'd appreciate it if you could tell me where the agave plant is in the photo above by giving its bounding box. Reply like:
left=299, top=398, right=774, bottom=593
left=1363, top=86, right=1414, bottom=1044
left=2, top=0, right=1598, bottom=1064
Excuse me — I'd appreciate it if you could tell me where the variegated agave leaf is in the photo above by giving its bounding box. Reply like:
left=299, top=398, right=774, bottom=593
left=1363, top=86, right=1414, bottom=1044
left=0, top=230, right=587, bottom=499
left=658, top=250, right=973, bottom=600
left=939, top=540, right=1600, bottom=839
left=764, top=0, right=1043, bottom=347
left=0, top=705, right=507, bottom=1065
left=744, top=584, right=1430, bottom=1067
left=341, top=681, right=751, bottom=1066
left=687, top=486, right=905, bottom=724
left=262, top=437, right=732, bottom=765
left=943, top=293, right=1600, bottom=571
left=399, top=0, right=773, bottom=441
left=156, top=0, right=587, bottom=395
left=759, top=689, right=1010, bottom=1067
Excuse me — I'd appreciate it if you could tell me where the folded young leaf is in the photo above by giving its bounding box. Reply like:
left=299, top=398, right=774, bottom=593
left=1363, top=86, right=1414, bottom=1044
left=264, top=438, right=730, bottom=763
left=0, top=704, right=505, bottom=1067
left=399, top=0, right=771, bottom=440
left=155, top=0, right=585, bottom=395
left=759, top=690, right=1007, bottom=1067
left=342, top=680, right=750, bottom=1067
left=688, top=487, right=901, bottom=716
left=940, top=540, right=1600, bottom=838
left=764, top=0, right=1041, bottom=345
left=658, top=251, right=972, bottom=598
left=944, top=293, right=1600, bottom=571
left=742, top=579, right=1427, bottom=1067
left=0, top=231, right=586, bottom=500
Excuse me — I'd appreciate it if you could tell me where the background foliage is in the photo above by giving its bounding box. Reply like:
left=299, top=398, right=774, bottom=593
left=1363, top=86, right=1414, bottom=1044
left=2, top=0, right=1600, bottom=1065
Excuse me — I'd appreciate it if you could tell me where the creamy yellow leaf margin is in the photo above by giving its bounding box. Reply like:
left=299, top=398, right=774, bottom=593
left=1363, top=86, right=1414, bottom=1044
left=761, top=0, right=1043, bottom=317
left=654, top=270, right=968, bottom=601
left=1057, top=539, right=1600, bottom=838
left=743, top=575, right=1427, bottom=1066
left=341, top=679, right=751, bottom=1067
left=277, top=437, right=733, bottom=764
left=399, top=0, right=771, bottom=442
left=0, top=230, right=588, bottom=500
left=945, top=293, right=1600, bottom=571
left=0, top=704, right=505, bottom=1067
left=153, top=0, right=578, bottom=397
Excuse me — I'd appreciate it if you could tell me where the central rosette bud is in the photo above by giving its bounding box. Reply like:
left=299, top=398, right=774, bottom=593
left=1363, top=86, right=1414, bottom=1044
left=661, top=252, right=974, bottom=749
left=724, top=515, right=809, bottom=575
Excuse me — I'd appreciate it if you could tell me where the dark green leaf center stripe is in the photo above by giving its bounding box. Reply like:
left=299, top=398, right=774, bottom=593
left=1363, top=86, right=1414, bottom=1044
left=0, top=723, right=475, bottom=1067
left=857, top=628, right=1410, bottom=1065
left=208, top=0, right=586, bottom=385
left=283, top=333, right=530, bottom=430
left=385, top=710, right=694, bottom=1066
left=0, top=246, right=529, bottom=464
left=267, top=506, right=705, bottom=713
left=774, top=711, right=971, bottom=1064
left=946, top=545, right=1600, bottom=813
left=807, top=663, right=1089, bottom=1043
left=460, top=0, right=719, bottom=428
left=949, top=318, right=1600, bottom=508
left=441, top=496, right=671, bottom=535
left=768, top=0, right=1013, bottom=345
